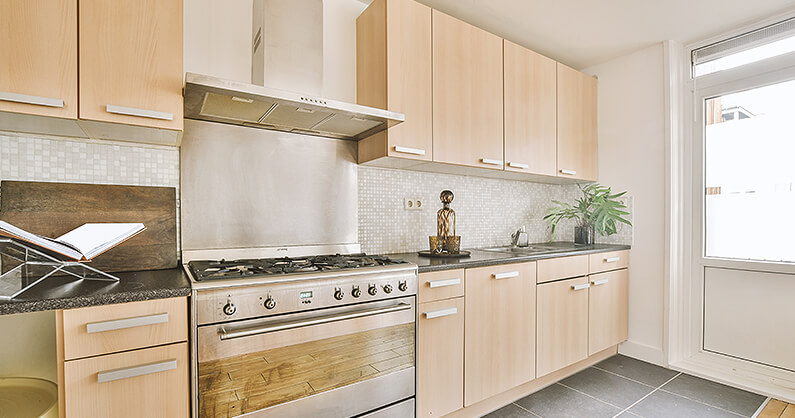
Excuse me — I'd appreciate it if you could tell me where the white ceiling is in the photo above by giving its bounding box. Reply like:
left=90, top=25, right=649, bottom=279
left=411, top=0, right=795, bottom=69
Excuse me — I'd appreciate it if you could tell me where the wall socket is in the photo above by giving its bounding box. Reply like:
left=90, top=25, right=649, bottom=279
left=403, top=197, right=423, bottom=211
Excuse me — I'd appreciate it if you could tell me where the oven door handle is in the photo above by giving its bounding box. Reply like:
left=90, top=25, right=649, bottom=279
left=218, top=302, right=412, bottom=341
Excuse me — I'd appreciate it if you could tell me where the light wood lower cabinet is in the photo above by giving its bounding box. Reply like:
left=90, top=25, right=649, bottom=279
left=537, top=276, right=590, bottom=377
left=588, top=269, right=629, bottom=355
left=417, top=297, right=464, bottom=417
left=464, top=262, right=536, bottom=406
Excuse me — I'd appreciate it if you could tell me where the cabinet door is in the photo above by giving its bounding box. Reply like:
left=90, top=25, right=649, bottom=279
left=557, top=63, right=597, bottom=181
left=417, top=297, right=464, bottom=417
left=504, top=40, right=557, bottom=176
left=589, top=269, right=629, bottom=355
left=432, top=10, right=503, bottom=170
left=79, top=0, right=183, bottom=130
left=464, top=262, right=535, bottom=406
left=537, top=276, right=589, bottom=377
left=0, top=0, right=77, bottom=118
left=64, top=342, right=189, bottom=418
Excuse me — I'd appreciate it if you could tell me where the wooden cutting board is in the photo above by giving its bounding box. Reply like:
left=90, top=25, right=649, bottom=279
left=0, top=181, right=177, bottom=272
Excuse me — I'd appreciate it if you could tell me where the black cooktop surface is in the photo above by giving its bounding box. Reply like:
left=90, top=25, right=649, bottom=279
left=188, top=253, right=407, bottom=281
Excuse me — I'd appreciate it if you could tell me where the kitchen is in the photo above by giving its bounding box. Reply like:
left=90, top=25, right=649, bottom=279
left=1, top=0, right=794, bottom=417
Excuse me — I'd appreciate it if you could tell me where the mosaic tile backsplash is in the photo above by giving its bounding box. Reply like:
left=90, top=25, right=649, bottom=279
left=358, top=166, right=633, bottom=255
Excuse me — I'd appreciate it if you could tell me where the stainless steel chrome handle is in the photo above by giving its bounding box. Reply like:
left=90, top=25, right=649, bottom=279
left=106, top=104, right=173, bottom=121
left=86, top=313, right=169, bottom=334
left=428, top=278, right=461, bottom=288
left=424, top=307, right=457, bottom=319
left=219, top=302, right=412, bottom=340
left=604, top=257, right=621, bottom=263
left=572, top=283, right=591, bottom=291
left=394, top=146, right=426, bottom=156
left=481, top=158, right=504, bottom=166
left=0, top=91, right=64, bottom=108
left=508, top=162, right=529, bottom=169
left=591, top=279, right=609, bottom=286
left=97, top=359, right=177, bottom=383
left=493, top=271, right=520, bottom=280
left=559, top=169, right=577, bottom=175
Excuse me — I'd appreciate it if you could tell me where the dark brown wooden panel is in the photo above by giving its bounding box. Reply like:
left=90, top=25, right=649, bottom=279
left=0, top=181, right=177, bottom=272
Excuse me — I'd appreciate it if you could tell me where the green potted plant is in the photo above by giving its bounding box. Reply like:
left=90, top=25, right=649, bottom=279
left=544, top=183, right=631, bottom=245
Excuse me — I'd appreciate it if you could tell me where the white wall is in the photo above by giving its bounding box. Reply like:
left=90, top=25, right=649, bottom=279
left=584, top=43, right=667, bottom=365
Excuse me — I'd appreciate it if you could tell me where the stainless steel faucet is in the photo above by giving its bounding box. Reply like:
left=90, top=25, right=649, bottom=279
left=511, top=225, right=530, bottom=247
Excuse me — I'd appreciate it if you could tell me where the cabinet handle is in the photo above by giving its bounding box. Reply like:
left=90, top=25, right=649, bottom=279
left=493, top=271, right=519, bottom=280
left=428, top=278, right=461, bottom=288
left=424, top=307, right=457, bottom=319
left=559, top=169, right=577, bottom=175
left=394, top=146, right=426, bottom=156
left=591, top=279, right=609, bottom=286
left=106, top=104, right=174, bottom=121
left=86, top=313, right=169, bottom=334
left=0, top=91, right=64, bottom=108
left=604, top=256, right=621, bottom=263
left=97, top=359, right=177, bottom=383
left=572, top=283, right=591, bottom=291
left=481, top=158, right=504, bottom=166
left=508, top=162, right=529, bottom=169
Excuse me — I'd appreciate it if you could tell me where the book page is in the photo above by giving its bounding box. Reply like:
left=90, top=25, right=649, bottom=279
left=0, top=221, right=83, bottom=260
left=56, top=223, right=145, bottom=260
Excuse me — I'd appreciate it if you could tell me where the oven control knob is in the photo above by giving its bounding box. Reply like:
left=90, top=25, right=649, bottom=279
left=368, top=284, right=378, bottom=296
left=264, top=297, right=277, bottom=310
left=334, top=288, right=344, bottom=300
left=383, top=284, right=393, bottom=294
left=222, top=303, right=236, bottom=316
left=398, top=281, right=408, bottom=292
left=351, top=286, right=361, bottom=298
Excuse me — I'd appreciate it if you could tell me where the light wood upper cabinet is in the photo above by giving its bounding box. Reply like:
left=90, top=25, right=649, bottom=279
left=464, top=262, right=535, bottom=406
left=357, top=0, right=433, bottom=164
left=79, top=0, right=183, bottom=131
left=503, top=40, right=557, bottom=176
left=557, top=63, right=598, bottom=181
left=417, top=297, right=464, bottom=417
left=0, top=0, right=77, bottom=119
left=588, top=269, right=629, bottom=355
left=432, top=10, right=504, bottom=170
left=537, top=276, right=590, bottom=377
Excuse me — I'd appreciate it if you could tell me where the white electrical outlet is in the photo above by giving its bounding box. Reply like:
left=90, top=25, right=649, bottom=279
left=403, top=197, right=423, bottom=211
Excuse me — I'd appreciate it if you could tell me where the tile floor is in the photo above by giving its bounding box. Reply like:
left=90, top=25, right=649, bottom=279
left=484, top=355, right=768, bottom=418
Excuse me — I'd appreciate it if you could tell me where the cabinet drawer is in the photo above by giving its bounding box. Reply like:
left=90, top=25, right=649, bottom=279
left=61, top=297, right=187, bottom=360
left=589, top=250, right=629, bottom=273
left=418, top=269, right=464, bottom=303
left=537, top=255, right=588, bottom=283
left=64, top=342, right=188, bottom=418
left=417, top=297, right=464, bottom=417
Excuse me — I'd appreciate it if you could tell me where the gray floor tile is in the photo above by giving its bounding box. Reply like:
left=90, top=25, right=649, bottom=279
left=481, top=403, right=535, bottom=418
left=629, top=390, right=741, bottom=418
left=515, top=383, right=621, bottom=418
left=660, top=374, right=766, bottom=416
left=593, top=355, right=679, bottom=387
left=560, top=367, right=655, bottom=408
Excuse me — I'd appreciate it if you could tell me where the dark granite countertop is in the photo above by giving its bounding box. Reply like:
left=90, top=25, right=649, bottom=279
left=386, top=242, right=631, bottom=273
left=0, top=268, right=191, bottom=316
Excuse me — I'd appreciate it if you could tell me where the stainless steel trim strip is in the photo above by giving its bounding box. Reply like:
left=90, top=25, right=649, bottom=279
left=0, top=91, right=64, bottom=108
left=604, top=256, right=621, bottom=263
left=393, top=145, right=426, bottom=155
left=424, top=307, right=457, bottom=319
left=591, top=278, right=609, bottom=286
left=86, top=313, right=169, bottom=334
left=106, top=104, right=174, bottom=121
left=97, top=359, right=177, bottom=383
left=572, top=283, right=591, bottom=291
left=219, top=302, right=412, bottom=340
left=493, top=271, right=520, bottom=280
left=559, top=168, right=577, bottom=175
left=481, top=158, right=504, bottom=166
left=428, top=278, right=461, bottom=288
left=507, top=162, right=529, bottom=169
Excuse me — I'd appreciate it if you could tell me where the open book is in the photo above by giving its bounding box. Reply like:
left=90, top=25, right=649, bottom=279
left=0, top=221, right=146, bottom=261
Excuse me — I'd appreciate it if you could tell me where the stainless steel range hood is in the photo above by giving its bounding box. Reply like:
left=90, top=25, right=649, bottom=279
left=183, top=72, right=404, bottom=141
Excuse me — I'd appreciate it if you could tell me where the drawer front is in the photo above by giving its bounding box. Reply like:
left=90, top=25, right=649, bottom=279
left=537, top=255, right=588, bottom=283
left=418, top=269, right=464, bottom=303
left=589, top=250, right=629, bottom=274
left=417, top=297, right=464, bottom=417
left=64, top=342, right=188, bottom=418
left=61, top=297, right=187, bottom=360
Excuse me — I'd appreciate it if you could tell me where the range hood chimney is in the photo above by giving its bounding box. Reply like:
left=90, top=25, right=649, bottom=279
left=183, top=0, right=404, bottom=141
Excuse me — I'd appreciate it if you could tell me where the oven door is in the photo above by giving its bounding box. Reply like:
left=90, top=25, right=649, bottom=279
left=197, top=296, right=416, bottom=418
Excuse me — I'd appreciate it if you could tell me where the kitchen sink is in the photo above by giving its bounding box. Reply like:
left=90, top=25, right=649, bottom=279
left=480, top=245, right=561, bottom=254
